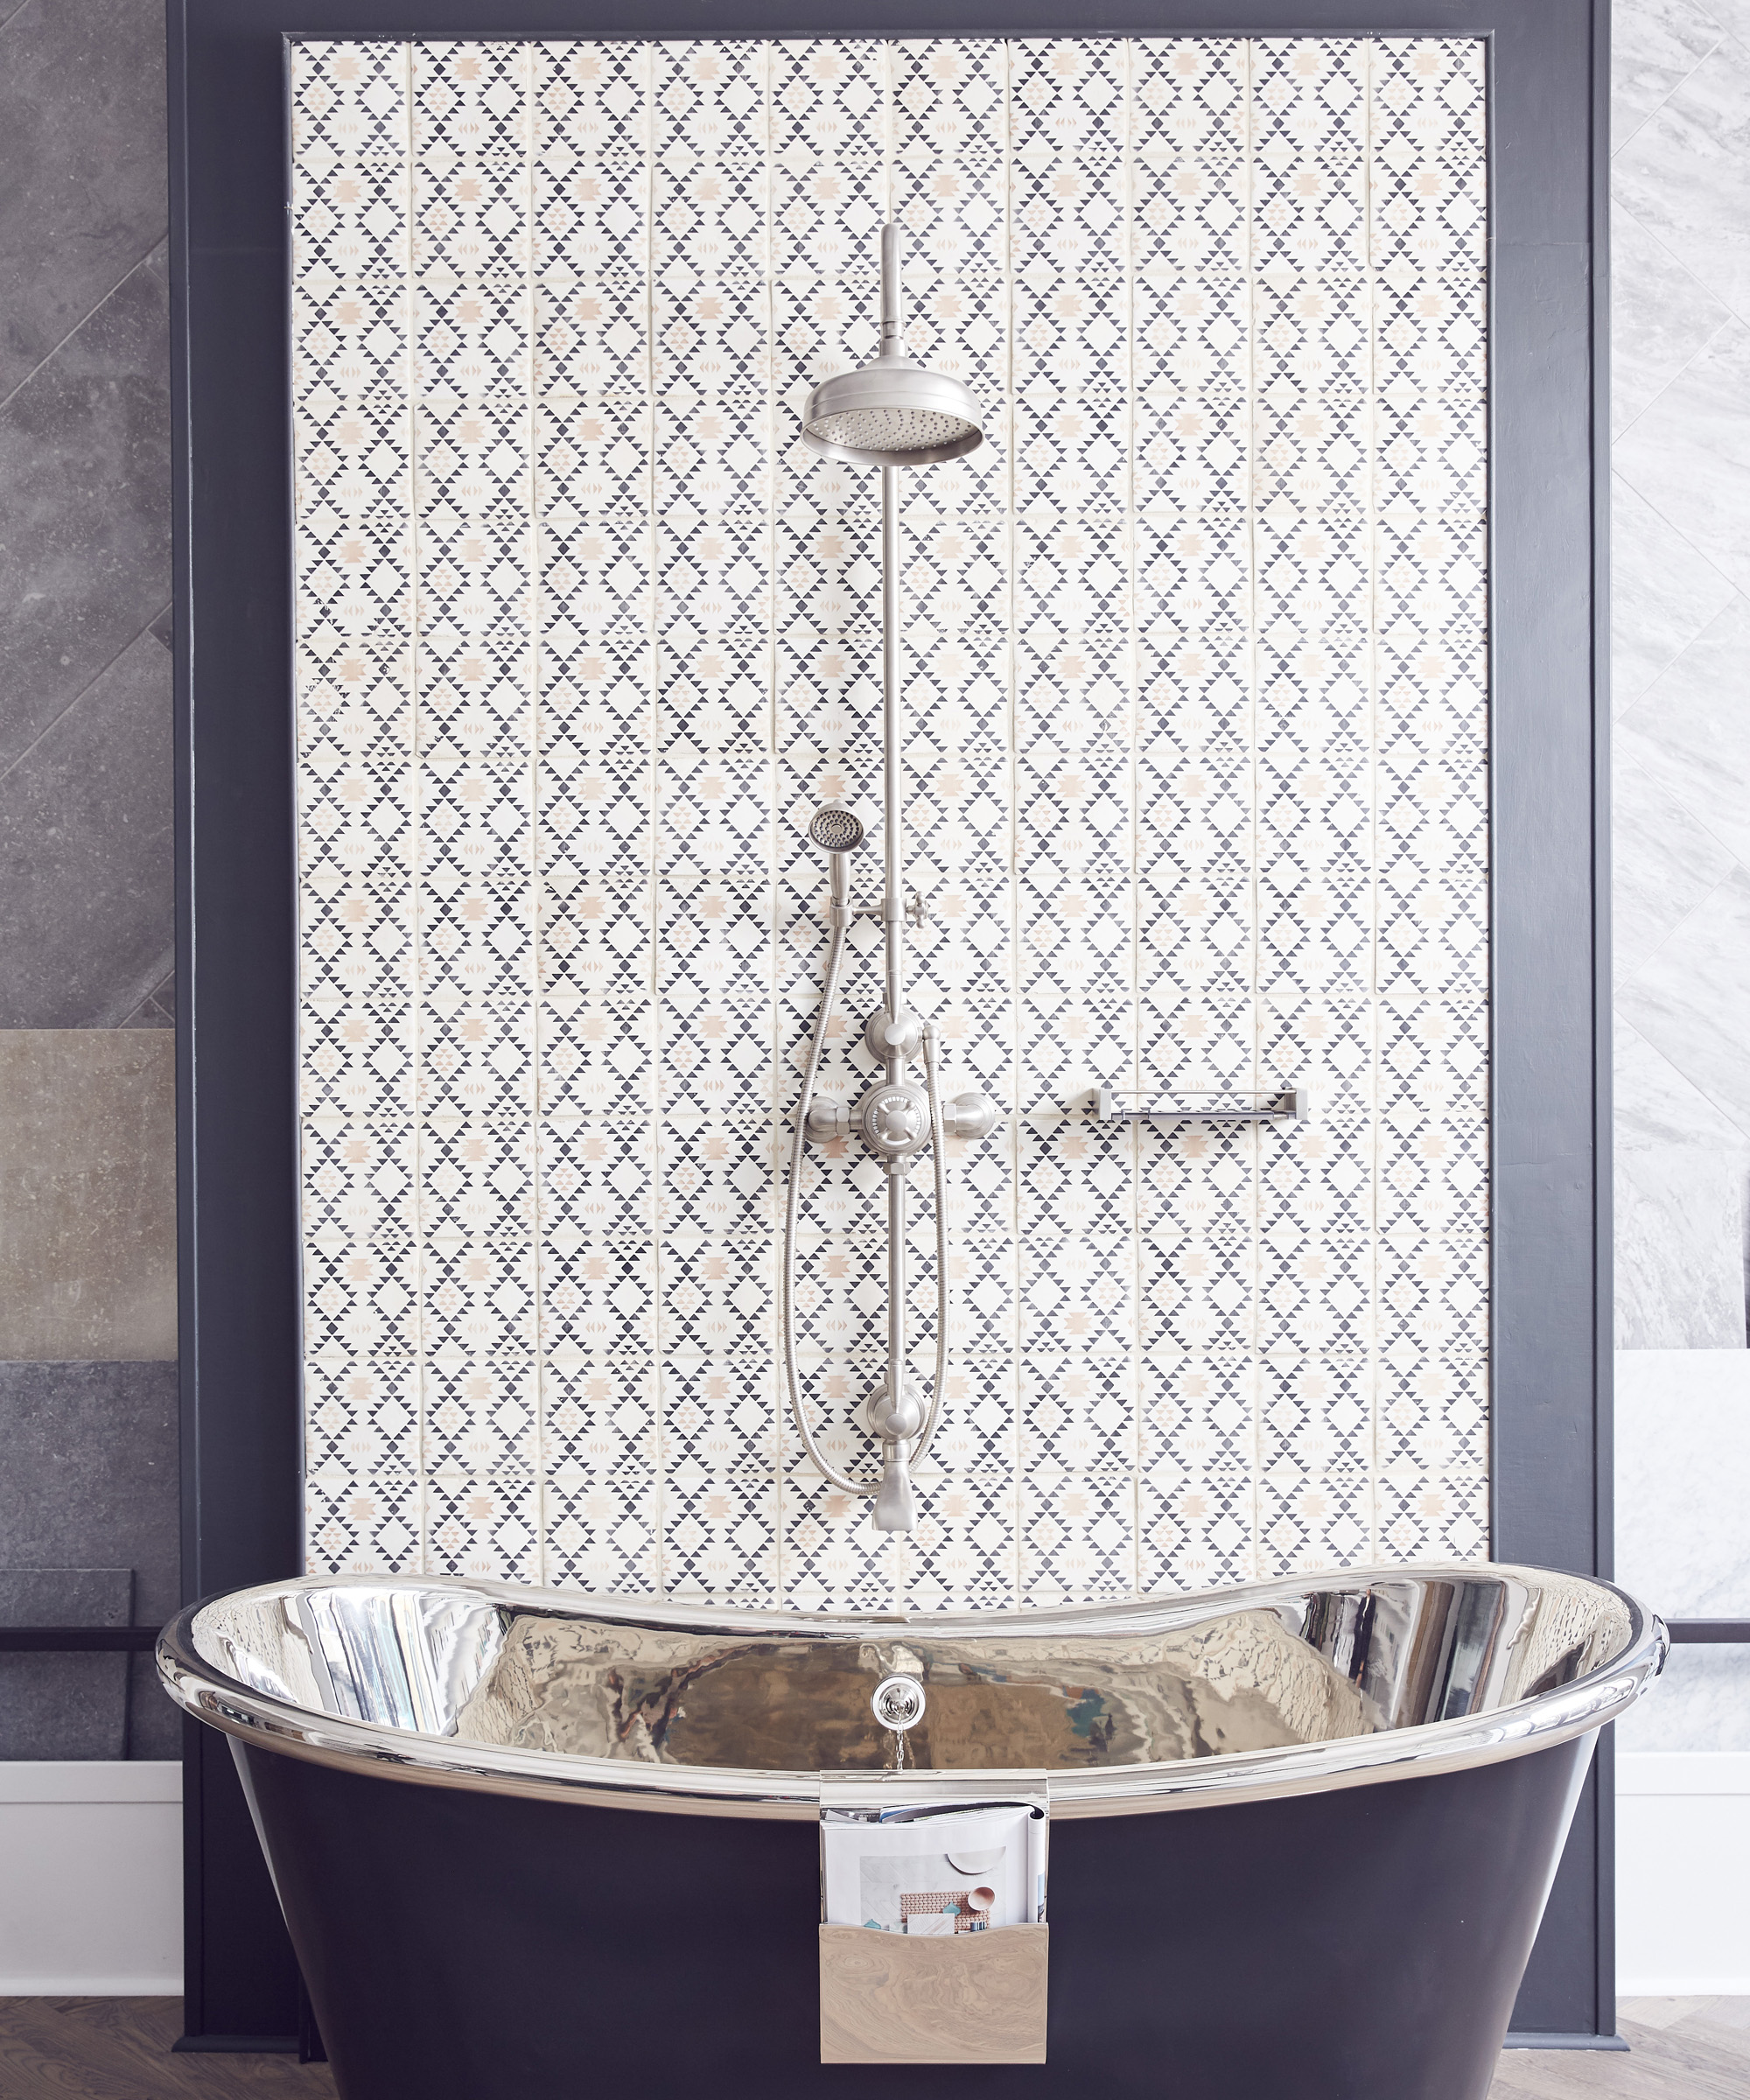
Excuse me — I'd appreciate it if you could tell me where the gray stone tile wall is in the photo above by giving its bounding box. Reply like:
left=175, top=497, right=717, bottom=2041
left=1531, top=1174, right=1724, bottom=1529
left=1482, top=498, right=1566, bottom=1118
left=0, top=1032, right=177, bottom=1360
left=0, top=1362, right=181, bottom=1756
left=0, top=0, right=178, bottom=1756
left=0, top=1569, right=131, bottom=1758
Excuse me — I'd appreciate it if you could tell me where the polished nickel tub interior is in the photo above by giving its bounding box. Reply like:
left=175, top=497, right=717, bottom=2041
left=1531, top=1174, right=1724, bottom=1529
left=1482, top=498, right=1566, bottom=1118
left=160, top=1561, right=1662, bottom=1818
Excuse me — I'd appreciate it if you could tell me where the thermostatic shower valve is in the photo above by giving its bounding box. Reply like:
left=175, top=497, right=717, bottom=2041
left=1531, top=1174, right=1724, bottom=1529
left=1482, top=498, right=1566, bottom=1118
left=858, top=1080, right=932, bottom=1162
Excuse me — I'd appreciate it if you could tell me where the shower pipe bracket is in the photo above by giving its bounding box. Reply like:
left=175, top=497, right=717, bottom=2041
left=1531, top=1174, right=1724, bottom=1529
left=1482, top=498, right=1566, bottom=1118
left=830, top=889, right=929, bottom=929
left=1093, top=1083, right=1312, bottom=1126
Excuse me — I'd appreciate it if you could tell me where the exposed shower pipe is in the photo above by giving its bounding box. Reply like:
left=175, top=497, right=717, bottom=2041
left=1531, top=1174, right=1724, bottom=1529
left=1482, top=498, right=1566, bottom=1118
left=782, top=220, right=999, bottom=1534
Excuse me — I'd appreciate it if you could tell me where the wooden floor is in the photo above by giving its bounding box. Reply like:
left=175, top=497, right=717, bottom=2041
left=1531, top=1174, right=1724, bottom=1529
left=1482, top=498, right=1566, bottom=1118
left=0, top=1995, right=1745, bottom=2096
left=1489, top=1998, right=1750, bottom=2098
left=0, top=1999, right=335, bottom=2097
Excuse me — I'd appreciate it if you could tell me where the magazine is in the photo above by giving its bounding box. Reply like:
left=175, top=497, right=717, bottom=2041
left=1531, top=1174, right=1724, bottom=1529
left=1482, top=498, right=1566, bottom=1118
left=821, top=1799, right=1047, bottom=1933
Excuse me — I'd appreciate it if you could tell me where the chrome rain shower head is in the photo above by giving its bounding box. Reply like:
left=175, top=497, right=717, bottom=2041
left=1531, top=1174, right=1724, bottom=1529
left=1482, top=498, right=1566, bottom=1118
left=803, top=396, right=981, bottom=466
left=808, top=802, right=865, bottom=853
left=801, top=223, right=984, bottom=468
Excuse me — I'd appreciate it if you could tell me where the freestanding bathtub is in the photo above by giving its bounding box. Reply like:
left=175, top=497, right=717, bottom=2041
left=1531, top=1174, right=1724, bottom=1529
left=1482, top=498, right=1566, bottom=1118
left=159, top=1561, right=1662, bottom=2100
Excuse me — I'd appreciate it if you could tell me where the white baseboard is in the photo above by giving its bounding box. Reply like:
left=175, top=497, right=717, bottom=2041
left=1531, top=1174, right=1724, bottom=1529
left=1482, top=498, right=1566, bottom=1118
left=0, top=1762, right=182, bottom=1994
left=1618, top=1752, right=1750, bottom=1995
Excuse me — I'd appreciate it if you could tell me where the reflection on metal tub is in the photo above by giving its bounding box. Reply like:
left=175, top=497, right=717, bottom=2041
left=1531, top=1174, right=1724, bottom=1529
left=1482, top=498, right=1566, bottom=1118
left=159, top=1562, right=1664, bottom=2100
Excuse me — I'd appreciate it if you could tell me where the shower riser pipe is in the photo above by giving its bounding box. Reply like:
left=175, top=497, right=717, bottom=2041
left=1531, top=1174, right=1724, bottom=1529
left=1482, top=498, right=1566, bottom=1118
left=781, top=216, right=996, bottom=1533
left=882, top=460, right=907, bottom=1462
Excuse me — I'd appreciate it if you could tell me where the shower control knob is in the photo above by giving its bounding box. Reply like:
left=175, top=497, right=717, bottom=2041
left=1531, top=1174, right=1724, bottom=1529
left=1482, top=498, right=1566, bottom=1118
left=942, top=1089, right=1001, bottom=1143
left=858, top=1081, right=931, bottom=1160
left=805, top=1098, right=850, bottom=1144
left=864, top=1007, right=923, bottom=1066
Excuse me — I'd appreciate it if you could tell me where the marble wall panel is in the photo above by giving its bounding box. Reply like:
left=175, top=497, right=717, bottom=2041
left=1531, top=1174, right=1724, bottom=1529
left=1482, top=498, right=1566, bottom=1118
left=1618, top=1349, right=1750, bottom=1621
left=1609, top=0, right=1750, bottom=1769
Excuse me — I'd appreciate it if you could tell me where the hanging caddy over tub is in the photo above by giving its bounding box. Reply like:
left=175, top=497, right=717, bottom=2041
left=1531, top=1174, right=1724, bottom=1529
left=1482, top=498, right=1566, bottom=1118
left=817, top=1778, right=1050, bottom=2063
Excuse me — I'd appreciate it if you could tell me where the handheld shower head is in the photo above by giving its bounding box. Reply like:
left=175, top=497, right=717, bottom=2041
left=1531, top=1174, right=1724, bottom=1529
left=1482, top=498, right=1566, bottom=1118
left=808, top=803, right=864, bottom=914
left=801, top=223, right=984, bottom=468
left=807, top=802, right=865, bottom=854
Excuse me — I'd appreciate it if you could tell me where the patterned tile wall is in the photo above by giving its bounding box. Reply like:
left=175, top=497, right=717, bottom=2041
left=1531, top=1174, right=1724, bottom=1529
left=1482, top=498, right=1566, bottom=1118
left=290, top=36, right=1488, bottom=1609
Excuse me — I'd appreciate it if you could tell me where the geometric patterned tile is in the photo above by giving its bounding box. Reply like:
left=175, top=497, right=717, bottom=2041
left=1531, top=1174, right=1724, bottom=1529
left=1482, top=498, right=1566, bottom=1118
left=293, top=35, right=1489, bottom=1601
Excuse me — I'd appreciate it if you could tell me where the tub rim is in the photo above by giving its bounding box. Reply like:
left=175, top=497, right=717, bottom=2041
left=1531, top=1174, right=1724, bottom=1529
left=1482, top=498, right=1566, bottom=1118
left=157, top=1559, right=1667, bottom=1821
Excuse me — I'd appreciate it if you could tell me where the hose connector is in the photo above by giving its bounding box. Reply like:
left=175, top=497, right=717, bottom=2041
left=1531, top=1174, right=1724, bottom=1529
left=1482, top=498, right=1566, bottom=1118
left=873, top=1446, right=917, bottom=1532
left=828, top=851, right=853, bottom=929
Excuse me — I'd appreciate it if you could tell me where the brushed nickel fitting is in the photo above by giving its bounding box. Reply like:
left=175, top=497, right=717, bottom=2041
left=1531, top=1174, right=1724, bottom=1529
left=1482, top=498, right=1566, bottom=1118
left=804, top=1098, right=851, bottom=1144
left=864, top=1007, right=923, bottom=1066
left=780, top=221, right=1004, bottom=1537
left=858, top=1081, right=933, bottom=1166
left=942, top=1091, right=1002, bottom=1143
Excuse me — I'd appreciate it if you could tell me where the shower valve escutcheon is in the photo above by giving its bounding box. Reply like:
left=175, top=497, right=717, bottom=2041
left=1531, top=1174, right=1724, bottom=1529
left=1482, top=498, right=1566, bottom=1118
left=806, top=1077, right=1002, bottom=1160
left=864, top=1007, right=923, bottom=1063
left=804, top=1070, right=1001, bottom=1161
left=803, top=1005, right=1002, bottom=1159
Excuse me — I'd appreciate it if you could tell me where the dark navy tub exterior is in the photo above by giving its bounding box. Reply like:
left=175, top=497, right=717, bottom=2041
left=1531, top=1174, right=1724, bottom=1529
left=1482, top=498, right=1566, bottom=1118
left=234, top=1728, right=1591, bottom=2100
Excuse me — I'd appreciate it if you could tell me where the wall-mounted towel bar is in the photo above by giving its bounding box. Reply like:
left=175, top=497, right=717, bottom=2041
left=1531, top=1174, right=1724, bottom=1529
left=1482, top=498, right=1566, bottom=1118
left=1093, top=1084, right=1311, bottom=1127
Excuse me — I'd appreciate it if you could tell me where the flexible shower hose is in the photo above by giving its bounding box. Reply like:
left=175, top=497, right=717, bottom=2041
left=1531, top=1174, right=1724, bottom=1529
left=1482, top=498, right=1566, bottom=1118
left=780, top=920, right=951, bottom=1498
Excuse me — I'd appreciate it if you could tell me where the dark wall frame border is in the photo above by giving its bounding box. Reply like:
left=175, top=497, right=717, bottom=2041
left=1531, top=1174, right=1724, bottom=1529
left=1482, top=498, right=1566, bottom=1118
left=0, top=1628, right=162, bottom=1651
left=170, top=0, right=1613, bottom=2049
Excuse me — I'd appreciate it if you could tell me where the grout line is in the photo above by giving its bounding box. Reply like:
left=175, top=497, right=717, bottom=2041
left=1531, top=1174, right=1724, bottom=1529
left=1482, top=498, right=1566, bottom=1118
left=1004, top=36, right=1024, bottom=1609
left=524, top=46, right=547, bottom=1589
left=641, top=43, right=662, bottom=1603
left=0, top=606, right=171, bottom=792
left=404, top=41, right=429, bottom=1580
left=1613, top=1013, right=1750, bottom=1155
left=115, top=989, right=168, bottom=1031
left=763, top=38, right=781, bottom=1607
left=1610, top=33, right=1726, bottom=162
left=882, top=35, right=906, bottom=1618
left=1610, top=453, right=1745, bottom=614
left=0, top=234, right=171, bottom=421
left=126, top=960, right=178, bottom=1029
left=1614, top=709, right=1750, bottom=875
left=1614, top=859, right=1750, bottom=1088
left=1609, top=301, right=1738, bottom=446
left=1607, top=200, right=1744, bottom=442
left=1123, top=34, right=1143, bottom=1600
left=1608, top=186, right=1750, bottom=333
left=1362, top=38, right=1382, bottom=1566
left=1242, top=34, right=1264, bottom=1580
